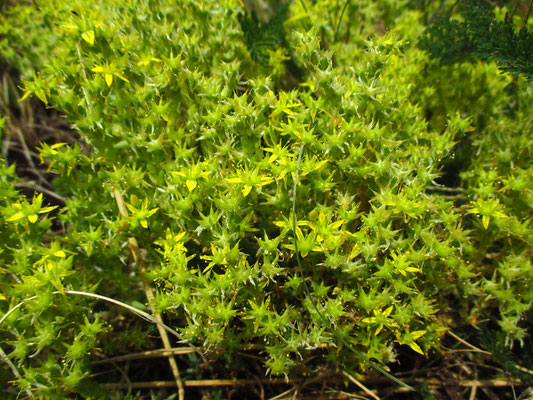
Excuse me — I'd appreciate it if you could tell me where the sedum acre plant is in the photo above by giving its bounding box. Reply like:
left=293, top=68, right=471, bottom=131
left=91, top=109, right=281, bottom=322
left=0, top=0, right=531, bottom=398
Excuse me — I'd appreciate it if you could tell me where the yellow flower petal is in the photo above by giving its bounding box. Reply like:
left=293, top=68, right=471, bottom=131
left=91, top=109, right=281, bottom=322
left=349, top=243, right=360, bottom=260
left=493, top=211, right=508, bottom=219
left=242, top=185, right=252, bottom=197
left=411, top=330, right=427, bottom=340
left=185, top=180, right=197, bottom=192
left=6, top=212, right=24, bottom=222
left=18, top=90, right=32, bottom=103
left=313, top=160, right=328, bottom=170
left=258, top=177, right=274, bottom=186
left=140, top=219, right=148, bottom=229
left=28, top=214, right=38, bottom=223
left=104, top=73, right=113, bottom=86
left=35, top=89, right=48, bottom=105
left=225, top=177, right=243, bottom=183
left=482, top=215, right=490, bottom=229
left=328, top=220, right=344, bottom=230
left=147, top=208, right=159, bottom=217
left=61, top=23, right=79, bottom=33
left=81, top=30, right=95, bottom=45
left=407, top=341, right=424, bottom=355
left=54, top=250, right=66, bottom=258
left=114, top=72, right=129, bottom=83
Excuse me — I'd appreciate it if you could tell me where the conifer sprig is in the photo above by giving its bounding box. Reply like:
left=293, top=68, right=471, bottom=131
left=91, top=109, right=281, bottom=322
left=419, top=0, right=533, bottom=79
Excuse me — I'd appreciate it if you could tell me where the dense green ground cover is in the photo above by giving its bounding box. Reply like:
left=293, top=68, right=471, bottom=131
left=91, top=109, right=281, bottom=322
left=0, top=0, right=531, bottom=398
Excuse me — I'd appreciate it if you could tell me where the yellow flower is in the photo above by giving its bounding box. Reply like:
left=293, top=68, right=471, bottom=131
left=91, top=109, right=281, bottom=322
left=466, top=198, right=509, bottom=229
left=396, top=330, right=427, bottom=355
left=91, top=62, right=129, bottom=87
left=81, top=30, right=95, bottom=45
left=225, top=167, right=274, bottom=197
left=361, top=305, right=398, bottom=335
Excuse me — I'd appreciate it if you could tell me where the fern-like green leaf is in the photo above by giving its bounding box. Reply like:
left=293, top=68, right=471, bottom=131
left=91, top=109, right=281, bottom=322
left=239, top=3, right=289, bottom=66
left=419, top=0, right=533, bottom=80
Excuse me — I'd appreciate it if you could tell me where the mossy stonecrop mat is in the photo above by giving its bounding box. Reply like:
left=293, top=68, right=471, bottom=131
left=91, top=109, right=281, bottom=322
left=0, top=0, right=532, bottom=397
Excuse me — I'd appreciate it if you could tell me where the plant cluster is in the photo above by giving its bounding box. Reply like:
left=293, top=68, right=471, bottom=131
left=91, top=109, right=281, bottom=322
left=0, top=0, right=531, bottom=398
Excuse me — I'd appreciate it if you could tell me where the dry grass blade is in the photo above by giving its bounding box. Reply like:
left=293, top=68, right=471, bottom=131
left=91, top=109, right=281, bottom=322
left=71, top=290, right=185, bottom=337
left=91, top=347, right=196, bottom=365
left=448, top=331, right=491, bottom=355
left=113, top=188, right=185, bottom=400
left=342, top=371, right=380, bottom=400
left=101, top=377, right=300, bottom=390
left=0, top=290, right=181, bottom=338
left=268, top=386, right=297, bottom=400
left=448, top=330, right=533, bottom=376
left=14, top=182, right=65, bottom=202
left=0, top=290, right=187, bottom=398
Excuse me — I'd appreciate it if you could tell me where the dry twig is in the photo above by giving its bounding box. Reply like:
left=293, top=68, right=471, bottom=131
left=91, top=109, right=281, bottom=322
left=113, top=188, right=185, bottom=400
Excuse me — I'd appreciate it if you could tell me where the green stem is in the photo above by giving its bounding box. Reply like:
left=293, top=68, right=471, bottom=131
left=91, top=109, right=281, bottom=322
left=334, top=0, right=349, bottom=43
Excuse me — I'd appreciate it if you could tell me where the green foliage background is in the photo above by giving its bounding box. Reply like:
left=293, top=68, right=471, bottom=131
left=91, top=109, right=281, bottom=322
left=0, top=0, right=531, bottom=398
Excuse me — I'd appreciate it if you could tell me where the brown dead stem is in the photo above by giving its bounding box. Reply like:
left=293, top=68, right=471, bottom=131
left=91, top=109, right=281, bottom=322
left=113, top=188, right=185, bottom=400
